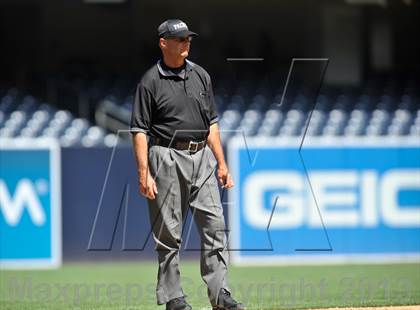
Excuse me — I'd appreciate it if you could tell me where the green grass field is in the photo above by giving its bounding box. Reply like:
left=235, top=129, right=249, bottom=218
left=1, top=261, right=419, bottom=310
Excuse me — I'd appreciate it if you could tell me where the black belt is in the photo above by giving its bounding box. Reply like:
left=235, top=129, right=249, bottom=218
left=151, top=137, right=207, bottom=153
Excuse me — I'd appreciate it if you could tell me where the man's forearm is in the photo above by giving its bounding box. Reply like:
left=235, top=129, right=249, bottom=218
left=132, top=132, right=149, bottom=177
left=206, top=123, right=227, bottom=169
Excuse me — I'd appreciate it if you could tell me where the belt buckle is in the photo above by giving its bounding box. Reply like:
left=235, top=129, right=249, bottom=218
left=188, top=141, right=199, bottom=153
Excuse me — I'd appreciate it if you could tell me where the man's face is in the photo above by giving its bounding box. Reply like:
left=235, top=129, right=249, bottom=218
left=161, top=36, right=192, bottom=58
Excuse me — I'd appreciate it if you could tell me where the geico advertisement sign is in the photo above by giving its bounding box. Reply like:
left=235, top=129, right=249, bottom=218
left=243, top=169, right=420, bottom=229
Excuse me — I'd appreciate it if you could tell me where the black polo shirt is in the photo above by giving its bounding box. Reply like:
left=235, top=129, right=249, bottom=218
left=130, top=59, right=219, bottom=141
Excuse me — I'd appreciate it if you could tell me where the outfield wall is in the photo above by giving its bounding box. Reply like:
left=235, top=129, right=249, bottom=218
left=1, top=137, right=419, bottom=268
left=0, top=139, right=205, bottom=268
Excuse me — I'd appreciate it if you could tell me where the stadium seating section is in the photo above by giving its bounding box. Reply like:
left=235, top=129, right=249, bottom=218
left=1, top=76, right=419, bottom=147
left=0, top=88, right=117, bottom=147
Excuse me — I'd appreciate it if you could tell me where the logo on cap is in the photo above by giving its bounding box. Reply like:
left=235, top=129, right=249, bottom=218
left=172, top=22, right=187, bottom=31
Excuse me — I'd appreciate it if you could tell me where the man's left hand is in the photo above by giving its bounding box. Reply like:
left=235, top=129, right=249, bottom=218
left=217, top=166, right=234, bottom=189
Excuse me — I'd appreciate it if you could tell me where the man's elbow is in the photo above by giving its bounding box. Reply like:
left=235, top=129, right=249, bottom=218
left=209, top=122, right=219, bottom=134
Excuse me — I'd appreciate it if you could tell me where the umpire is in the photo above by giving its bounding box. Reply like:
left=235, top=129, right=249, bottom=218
left=131, top=19, right=245, bottom=310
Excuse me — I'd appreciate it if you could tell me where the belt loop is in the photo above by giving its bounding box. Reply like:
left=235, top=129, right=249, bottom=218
left=147, top=136, right=154, bottom=149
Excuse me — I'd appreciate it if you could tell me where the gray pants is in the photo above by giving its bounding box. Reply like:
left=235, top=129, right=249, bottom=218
left=147, top=144, right=230, bottom=306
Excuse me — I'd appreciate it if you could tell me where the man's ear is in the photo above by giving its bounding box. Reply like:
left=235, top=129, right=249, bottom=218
left=159, top=38, right=166, bottom=49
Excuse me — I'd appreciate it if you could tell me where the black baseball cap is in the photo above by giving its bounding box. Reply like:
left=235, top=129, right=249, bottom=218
left=158, top=19, right=198, bottom=38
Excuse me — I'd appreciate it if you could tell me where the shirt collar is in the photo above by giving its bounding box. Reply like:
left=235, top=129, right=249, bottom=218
left=157, top=59, right=194, bottom=79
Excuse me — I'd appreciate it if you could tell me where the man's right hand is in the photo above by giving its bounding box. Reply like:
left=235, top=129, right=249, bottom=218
left=139, top=171, right=158, bottom=200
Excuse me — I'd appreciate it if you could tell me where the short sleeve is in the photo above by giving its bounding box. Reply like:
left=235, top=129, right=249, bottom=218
left=130, top=83, right=153, bottom=135
left=207, top=79, right=219, bottom=125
